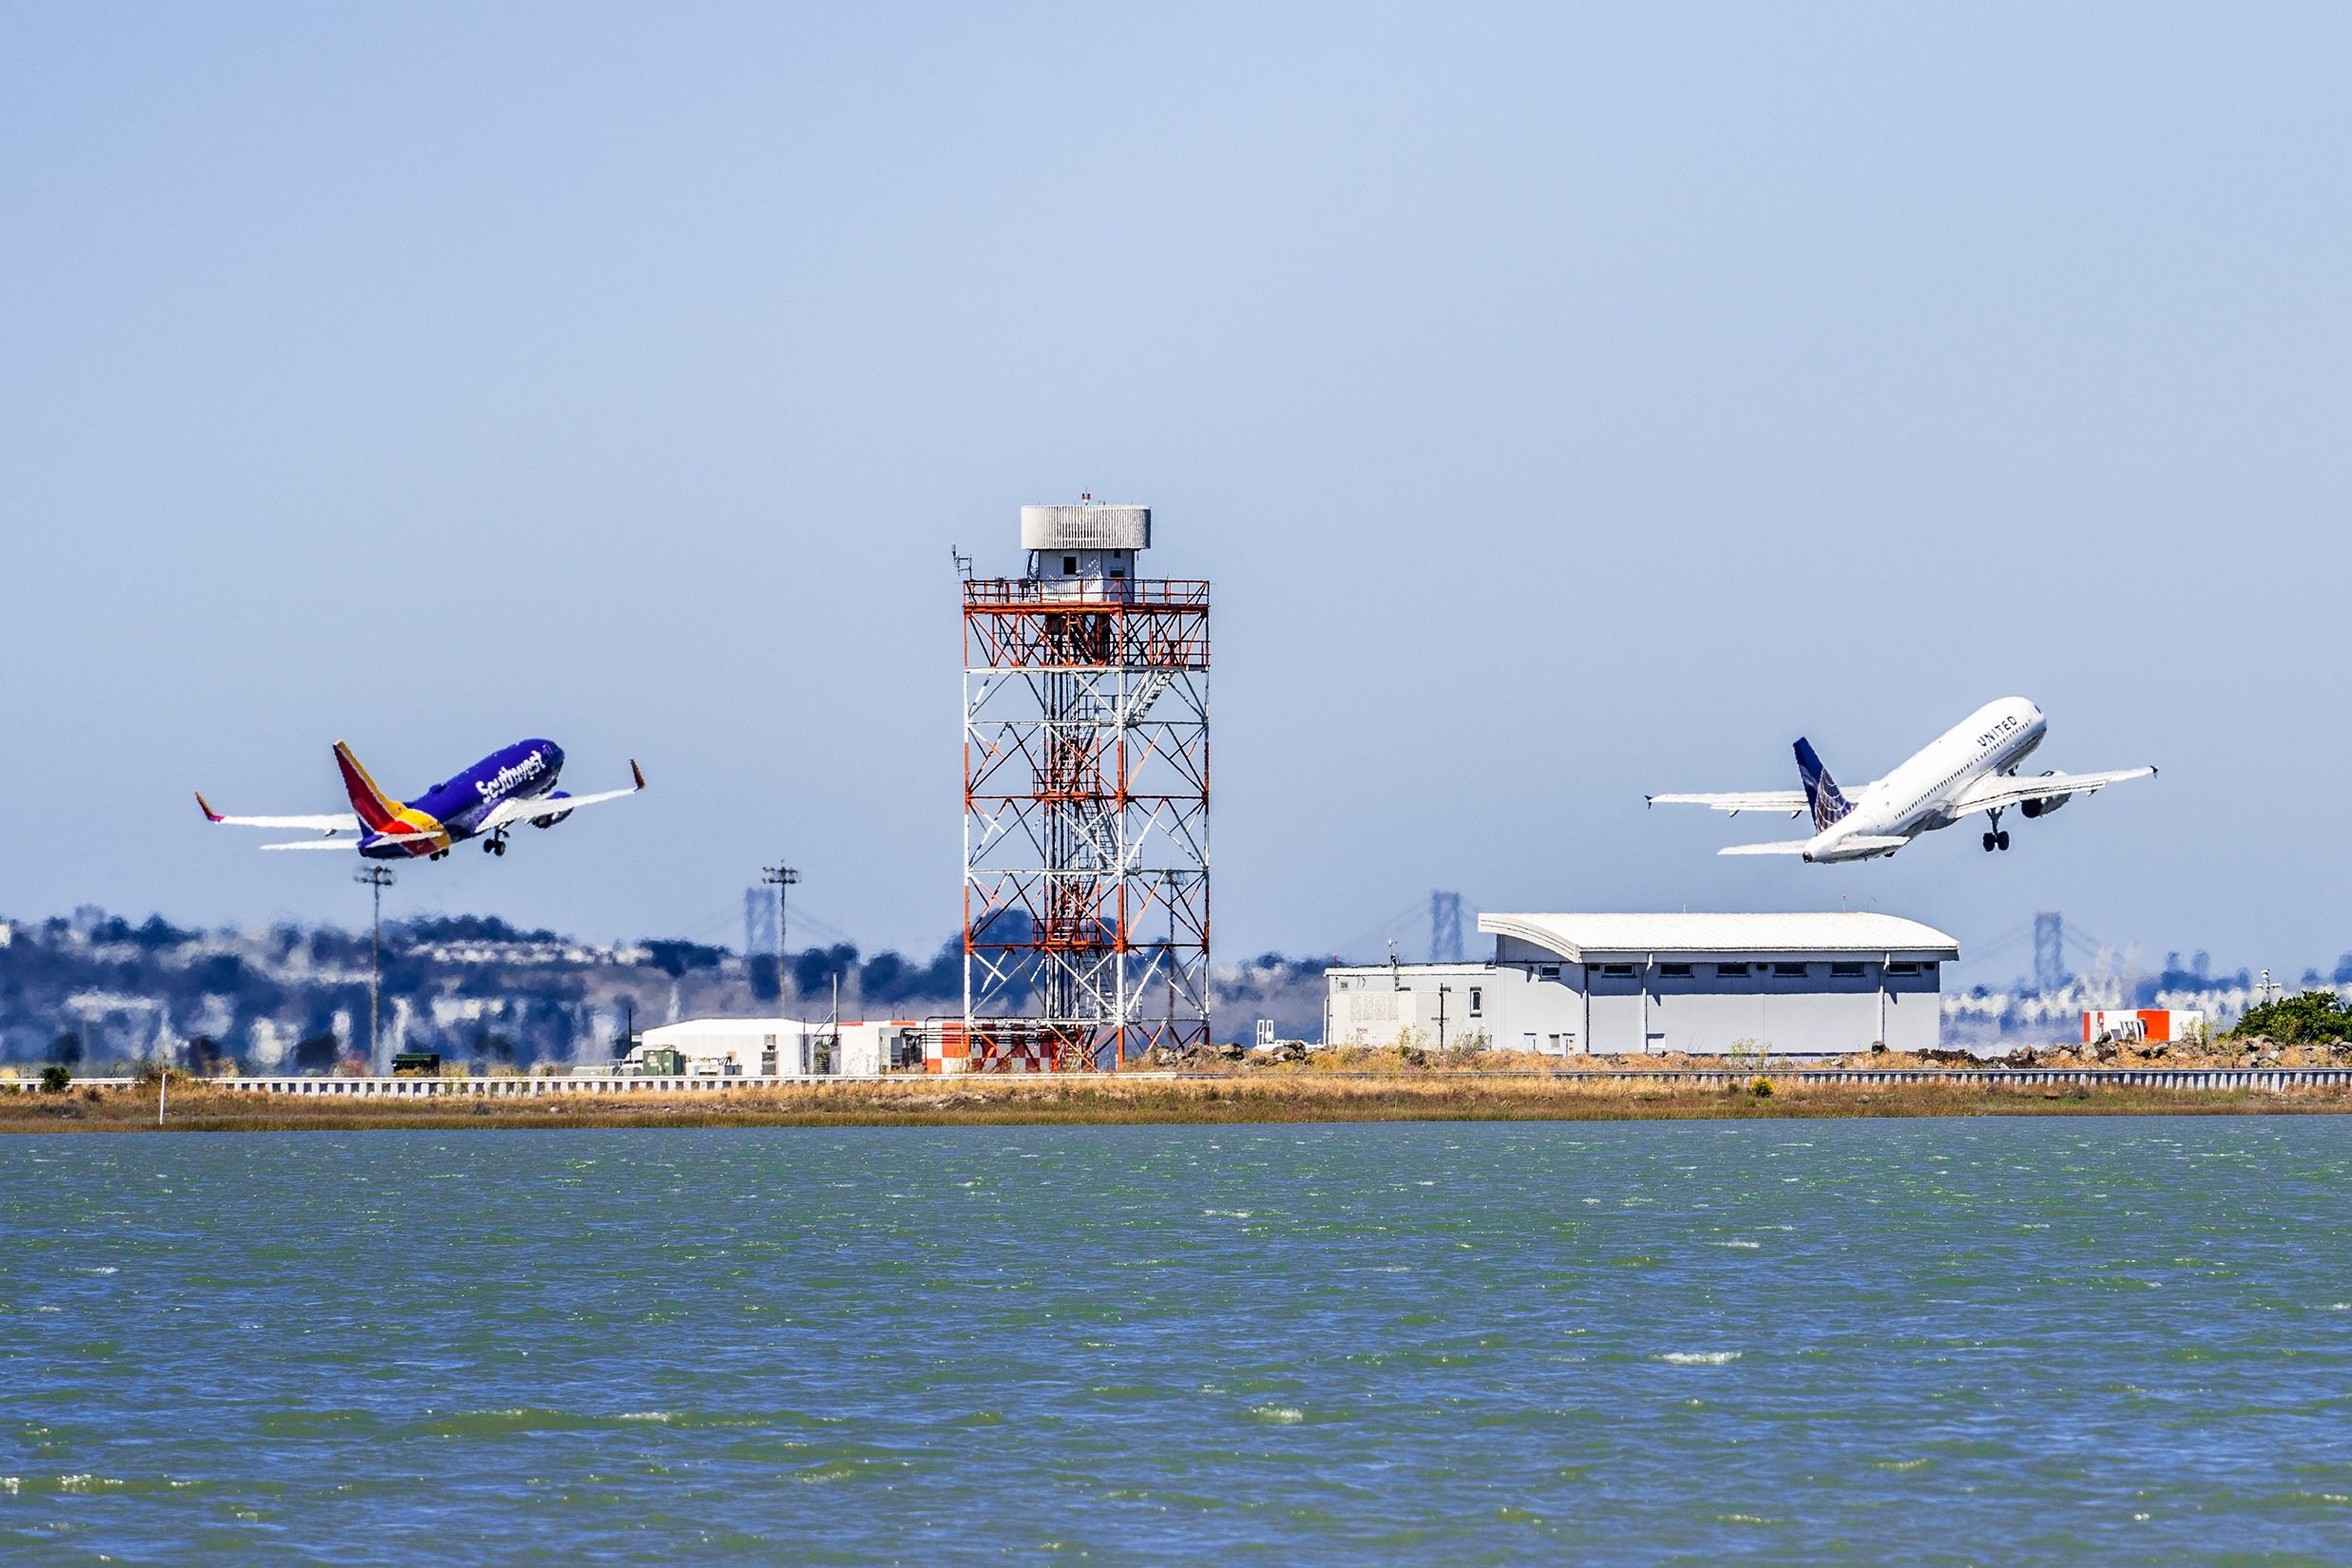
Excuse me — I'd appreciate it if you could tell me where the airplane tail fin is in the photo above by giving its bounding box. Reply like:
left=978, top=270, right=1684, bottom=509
left=1793, top=737, right=1853, bottom=832
left=333, top=741, right=402, bottom=834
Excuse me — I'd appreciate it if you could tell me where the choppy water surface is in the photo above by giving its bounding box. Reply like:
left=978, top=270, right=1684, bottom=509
left=5, top=1119, right=2352, bottom=1564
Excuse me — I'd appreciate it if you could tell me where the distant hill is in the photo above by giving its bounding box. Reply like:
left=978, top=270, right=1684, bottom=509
left=0, top=910, right=1330, bottom=1070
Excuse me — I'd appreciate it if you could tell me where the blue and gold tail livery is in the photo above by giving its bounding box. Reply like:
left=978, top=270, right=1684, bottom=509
left=1793, top=737, right=1852, bottom=832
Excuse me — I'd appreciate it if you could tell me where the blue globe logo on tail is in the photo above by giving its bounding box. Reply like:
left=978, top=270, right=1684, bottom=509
left=1793, top=737, right=1853, bottom=832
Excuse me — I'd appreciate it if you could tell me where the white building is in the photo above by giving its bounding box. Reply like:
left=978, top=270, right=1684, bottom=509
left=1326, top=912, right=1959, bottom=1057
left=626, top=1018, right=926, bottom=1077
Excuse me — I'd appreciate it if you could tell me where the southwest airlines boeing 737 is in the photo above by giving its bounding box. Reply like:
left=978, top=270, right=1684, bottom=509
left=1647, top=698, right=2152, bottom=863
left=196, top=740, right=644, bottom=860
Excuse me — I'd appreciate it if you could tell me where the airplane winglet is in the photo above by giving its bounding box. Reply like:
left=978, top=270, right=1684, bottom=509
left=631, top=759, right=645, bottom=791
left=195, top=791, right=222, bottom=823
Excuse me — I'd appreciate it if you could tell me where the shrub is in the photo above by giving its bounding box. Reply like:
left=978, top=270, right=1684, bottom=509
left=39, top=1065, right=70, bottom=1094
left=2231, top=990, right=2352, bottom=1045
left=1750, top=1078, right=1773, bottom=1098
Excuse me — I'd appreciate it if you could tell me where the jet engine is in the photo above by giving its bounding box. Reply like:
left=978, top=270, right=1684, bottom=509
left=2018, top=772, right=2071, bottom=819
left=529, top=791, right=574, bottom=829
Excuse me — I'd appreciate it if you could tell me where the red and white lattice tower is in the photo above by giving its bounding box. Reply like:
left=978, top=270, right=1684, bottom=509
left=962, top=503, right=1210, bottom=1070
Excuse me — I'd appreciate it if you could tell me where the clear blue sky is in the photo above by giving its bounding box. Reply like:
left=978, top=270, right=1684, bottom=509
left=4, top=4, right=2346, bottom=985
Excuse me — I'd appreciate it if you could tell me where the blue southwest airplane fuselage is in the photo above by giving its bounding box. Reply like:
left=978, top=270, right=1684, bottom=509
left=198, top=739, right=645, bottom=859
left=343, top=738, right=564, bottom=859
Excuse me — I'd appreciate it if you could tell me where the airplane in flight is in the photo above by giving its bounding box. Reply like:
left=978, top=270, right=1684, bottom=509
left=1646, top=697, right=2153, bottom=863
left=197, top=739, right=644, bottom=860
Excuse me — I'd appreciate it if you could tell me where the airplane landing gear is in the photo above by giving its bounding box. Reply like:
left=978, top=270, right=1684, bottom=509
left=483, top=832, right=508, bottom=857
left=1981, top=811, right=2010, bottom=852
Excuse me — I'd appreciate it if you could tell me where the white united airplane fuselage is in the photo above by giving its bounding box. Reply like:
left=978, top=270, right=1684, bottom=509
left=1648, top=697, right=2155, bottom=863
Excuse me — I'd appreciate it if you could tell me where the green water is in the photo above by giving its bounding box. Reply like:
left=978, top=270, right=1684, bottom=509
left=4, top=1119, right=2350, bottom=1563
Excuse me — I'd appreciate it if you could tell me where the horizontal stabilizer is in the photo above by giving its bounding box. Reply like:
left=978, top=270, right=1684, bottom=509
left=1648, top=791, right=1808, bottom=817
left=197, top=794, right=361, bottom=833
left=1718, top=839, right=1813, bottom=856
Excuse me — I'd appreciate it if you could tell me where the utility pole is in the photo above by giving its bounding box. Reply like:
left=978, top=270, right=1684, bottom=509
left=355, top=866, right=395, bottom=1070
left=760, top=863, right=798, bottom=1006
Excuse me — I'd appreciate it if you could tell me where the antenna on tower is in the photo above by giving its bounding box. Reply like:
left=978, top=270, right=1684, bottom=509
left=950, top=545, right=974, bottom=582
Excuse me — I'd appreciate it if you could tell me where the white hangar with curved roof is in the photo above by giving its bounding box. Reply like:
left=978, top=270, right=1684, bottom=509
left=1324, top=912, right=1959, bottom=1058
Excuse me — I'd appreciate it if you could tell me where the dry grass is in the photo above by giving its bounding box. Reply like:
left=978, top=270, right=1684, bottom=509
left=4, top=1072, right=2350, bottom=1134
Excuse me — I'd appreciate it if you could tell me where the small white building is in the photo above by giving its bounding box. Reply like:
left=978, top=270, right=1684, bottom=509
left=1326, top=912, right=1960, bottom=1057
left=625, top=1018, right=927, bottom=1077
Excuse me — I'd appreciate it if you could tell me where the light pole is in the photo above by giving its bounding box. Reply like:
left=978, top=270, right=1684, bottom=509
left=760, top=864, right=798, bottom=1005
left=355, top=866, right=395, bottom=1069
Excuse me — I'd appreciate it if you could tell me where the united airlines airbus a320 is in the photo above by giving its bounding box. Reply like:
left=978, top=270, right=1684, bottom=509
left=1647, top=698, right=2153, bottom=863
left=197, top=740, right=644, bottom=860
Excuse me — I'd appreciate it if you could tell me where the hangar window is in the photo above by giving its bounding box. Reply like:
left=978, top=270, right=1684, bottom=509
left=1063, top=555, right=1079, bottom=574
left=1468, top=987, right=1482, bottom=1016
left=1599, top=964, right=1635, bottom=977
left=1660, top=964, right=1693, bottom=978
left=1716, top=963, right=1750, bottom=978
left=1830, top=962, right=1864, bottom=978
left=1539, top=965, right=1560, bottom=981
left=1773, top=963, right=1808, bottom=978
left=1886, top=962, right=1922, bottom=976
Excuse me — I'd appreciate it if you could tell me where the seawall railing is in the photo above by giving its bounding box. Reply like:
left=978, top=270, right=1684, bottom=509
left=6, top=1067, right=2352, bottom=1095
left=1172, top=1066, right=2352, bottom=1091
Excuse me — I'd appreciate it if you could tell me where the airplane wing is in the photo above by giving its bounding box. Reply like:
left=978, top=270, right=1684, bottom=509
left=196, top=794, right=361, bottom=834
left=476, top=760, right=646, bottom=834
left=1647, top=791, right=1810, bottom=817
left=1717, top=838, right=1813, bottom=854
left=1948, top=766, right=2156, bottom=816
left=260, top=839, right=361, bottom=851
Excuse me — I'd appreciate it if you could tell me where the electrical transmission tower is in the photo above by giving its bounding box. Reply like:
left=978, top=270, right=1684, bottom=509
left=2033, top=911, right=2067, bottom=994
left=1430, top=889, right=1463, bottom=964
